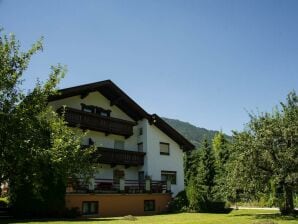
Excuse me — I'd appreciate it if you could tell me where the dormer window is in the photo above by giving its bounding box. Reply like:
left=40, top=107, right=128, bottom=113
left=81, top=103, right=111, bottom=117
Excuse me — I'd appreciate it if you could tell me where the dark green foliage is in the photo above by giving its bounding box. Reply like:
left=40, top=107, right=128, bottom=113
left=186, top=139, right=219, bottom=212
left=212, top=132, right=231, bottom=201
left=10, top=165, right=66, bottom=217
left=162, top=118, right=231, bottom=147
left=197, top=139, right=216, bottom=201
left=184, top=150, right=200, bottom=187
left=202, top=201, right=231, bottom=213
left=168, top=190, right=189, bottom=212
left=0, top=198, right=8, bottom=208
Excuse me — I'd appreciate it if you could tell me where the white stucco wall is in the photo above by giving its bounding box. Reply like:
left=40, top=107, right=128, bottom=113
left=94, top=164, right=139, bottom=180
left=82, top=130, right=138, bottom=151
left=144, top=120, right=185, bottom=196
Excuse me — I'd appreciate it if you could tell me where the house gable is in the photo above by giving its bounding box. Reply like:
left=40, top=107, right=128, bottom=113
left=48, top=80, right=195, bottom=151
left=49, top=91, right=134, bottom=122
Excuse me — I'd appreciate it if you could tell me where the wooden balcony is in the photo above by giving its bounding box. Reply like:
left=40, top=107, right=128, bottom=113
left=58, top=107, right=136, bottom=137
left=95, top=147, right=145, bottom=166
left=66, top=178, right=169, bottom=194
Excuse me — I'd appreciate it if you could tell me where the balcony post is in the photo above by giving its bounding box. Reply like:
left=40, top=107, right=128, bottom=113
left=88, top=177, right=95, bottom=191
left=166, top=180, right=171, bottom=192
left=119, top=178, right=125, bottom=192
left=145, top=178, right=151, bottom=192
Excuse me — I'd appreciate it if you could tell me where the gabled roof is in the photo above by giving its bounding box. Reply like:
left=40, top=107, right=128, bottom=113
left=48, top=80, right=195, bottom=151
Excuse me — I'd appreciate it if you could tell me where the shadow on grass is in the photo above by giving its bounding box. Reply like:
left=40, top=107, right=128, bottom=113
left=232, top=212, right=298, bottom=221
left=0, top=217, right=121, bottom=224
left=255, top=213, right=297, bottom=221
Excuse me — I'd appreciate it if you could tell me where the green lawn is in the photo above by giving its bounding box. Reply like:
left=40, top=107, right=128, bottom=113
left=1, top=210, right=297, bottom=224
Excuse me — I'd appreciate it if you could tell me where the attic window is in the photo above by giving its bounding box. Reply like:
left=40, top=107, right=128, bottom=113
left=81, top=103, right=111, bottom=117
left=82, top=104, right=94, bottom=113
left=160, top=142, right=170, bottom=155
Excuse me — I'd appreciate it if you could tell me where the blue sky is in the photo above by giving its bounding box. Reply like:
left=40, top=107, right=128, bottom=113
left=1, top=0, right=297, bottom=134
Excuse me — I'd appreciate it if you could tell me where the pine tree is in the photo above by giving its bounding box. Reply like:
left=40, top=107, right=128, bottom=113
left=197, top=139, right=216, bottom=201
left=187, top=139, right=217, bottom=211
left=212, top=131, right=230, bottom=167
left=212, top=132, right=230, bottom=200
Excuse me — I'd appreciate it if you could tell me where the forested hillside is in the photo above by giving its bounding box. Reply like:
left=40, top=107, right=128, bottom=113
left=162, top=117, right=231, bottom=148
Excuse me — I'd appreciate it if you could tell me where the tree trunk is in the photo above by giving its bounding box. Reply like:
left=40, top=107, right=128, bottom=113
left=280, top=184, right=295, bottom=215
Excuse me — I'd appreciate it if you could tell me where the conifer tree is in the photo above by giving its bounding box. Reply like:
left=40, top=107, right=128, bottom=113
left=197, top=139, right=216, bottom=201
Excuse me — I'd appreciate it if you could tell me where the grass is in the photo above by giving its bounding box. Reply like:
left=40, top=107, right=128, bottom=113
left=0, top=209, right=297, bottom=224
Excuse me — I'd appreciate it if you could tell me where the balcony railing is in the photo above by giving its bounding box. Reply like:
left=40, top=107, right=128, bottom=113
left=66, top=178, right=169, bottom=194
left=58, top=107, right=136, bottom=137
left=95, top=147, right=145, bottom=166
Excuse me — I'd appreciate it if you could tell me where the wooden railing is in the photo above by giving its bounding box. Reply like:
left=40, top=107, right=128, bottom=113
left=66, top=178, right=169, bottom=194
left=95, top=147, right=145, bottom=166
left=58, top=107, right=136, bottom=137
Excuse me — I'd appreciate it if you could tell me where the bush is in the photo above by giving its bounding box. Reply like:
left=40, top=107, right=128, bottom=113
left=204, top=201, right=231, bottom=213
left=0, top=197, right=8, bottom=208
left=168, top=190, right=189, bottom=212
left=63, top=207, right=81, bottom=218
left=294, top=194, right=298, bottom=208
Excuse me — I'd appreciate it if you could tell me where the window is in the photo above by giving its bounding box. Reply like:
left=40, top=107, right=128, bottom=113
left=99, top=111, right=108, bottom=117
left=81, top=103, right=111, bottom=117
left=138, top=128, right=143, bottom=136
left=161, top=171, right=177, bottom=185
left=160, top=142, right=170, bottom=155
left=144, top=200, right=155, bottom=212
left=114, top=140, right=124, bottom=150
left=82, top=105, right=94, bottom=113
left=138, top=143, right=143, bottom=152
left=82, top=201, right=98, bottom=215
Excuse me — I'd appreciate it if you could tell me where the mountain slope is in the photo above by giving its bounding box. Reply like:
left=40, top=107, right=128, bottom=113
left=162, top=117, right=231, bottom=148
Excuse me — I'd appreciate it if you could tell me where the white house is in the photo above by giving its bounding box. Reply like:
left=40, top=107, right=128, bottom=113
left=48, top=80, right=194, bottom=217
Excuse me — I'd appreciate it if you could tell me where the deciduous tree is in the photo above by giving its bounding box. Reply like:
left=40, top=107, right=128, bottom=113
left=0, top=30, right=94, bottom=216
left=227, top=92, right=298, bottom=215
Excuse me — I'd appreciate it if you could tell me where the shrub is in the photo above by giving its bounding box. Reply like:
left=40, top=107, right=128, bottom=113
left=63, top=207, right=81, bottom=218
left=205, top=201, right=231, bottom=213
left=0, top=197, right=8, bottom=208
left=168, top=190, right=189, bottom=212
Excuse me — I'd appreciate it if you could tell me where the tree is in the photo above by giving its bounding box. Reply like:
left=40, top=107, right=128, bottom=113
left=197, top=139, right=216, bottom=202
left=184, top=148, right=200, bottom=186
left=227, top=92, right=298, bottom=215
left=212, top=132, right=230, bottom=200
left=186, top=139, right=217, bottom=211
left=0, top=30, right=94, bottom=216
left=212, top=131, right=230, bottom=167
left=185, top=149, right=201, bottom=210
